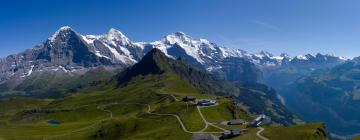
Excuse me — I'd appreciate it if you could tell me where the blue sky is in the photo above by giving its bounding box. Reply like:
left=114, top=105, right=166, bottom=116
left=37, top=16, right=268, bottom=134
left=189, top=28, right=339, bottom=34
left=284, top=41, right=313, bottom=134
left=1, top=0, right=360, bottom=58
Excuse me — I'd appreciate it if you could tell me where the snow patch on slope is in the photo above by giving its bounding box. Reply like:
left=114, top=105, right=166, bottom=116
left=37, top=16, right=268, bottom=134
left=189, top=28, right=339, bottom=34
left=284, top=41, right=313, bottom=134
left=27, top=65, right=35, bottom=76
left=81, top=35, right=98, bottom=45
left=20, top=65, right=35, bottom=78
left=295, top=55, right=309, bottom=60
left=59, top=66, right=68, bottom=72
left=103, top=43, right=136, bottom=65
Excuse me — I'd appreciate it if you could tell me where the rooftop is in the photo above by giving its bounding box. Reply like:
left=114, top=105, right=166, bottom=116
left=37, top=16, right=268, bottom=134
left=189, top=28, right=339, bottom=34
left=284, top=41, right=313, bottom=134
left=192, top=133, right=219, bottom=140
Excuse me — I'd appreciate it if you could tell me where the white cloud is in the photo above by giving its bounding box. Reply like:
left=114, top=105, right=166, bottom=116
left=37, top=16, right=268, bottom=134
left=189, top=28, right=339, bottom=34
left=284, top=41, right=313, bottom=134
left=251, top=20, right=282, bottom=32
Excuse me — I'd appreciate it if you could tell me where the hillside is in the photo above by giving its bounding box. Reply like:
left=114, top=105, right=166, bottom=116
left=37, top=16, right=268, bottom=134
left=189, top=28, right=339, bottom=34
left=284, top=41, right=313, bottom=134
left=115, top=49, right=297, bottom=125
left=262, top=123, right=328, bottom=140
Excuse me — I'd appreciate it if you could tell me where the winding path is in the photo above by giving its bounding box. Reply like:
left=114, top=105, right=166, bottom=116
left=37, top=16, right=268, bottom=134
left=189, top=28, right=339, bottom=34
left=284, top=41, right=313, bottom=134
left=256, top=127, right=269, bottom=140
left=196, top=106, right=209, bottom=132
left=145, top=103, right=223, bottom=134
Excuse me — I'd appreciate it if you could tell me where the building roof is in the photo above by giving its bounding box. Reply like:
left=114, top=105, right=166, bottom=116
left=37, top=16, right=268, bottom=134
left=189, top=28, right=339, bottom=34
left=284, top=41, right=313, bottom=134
left=186, top=96, right=196, bottom=99
left=251, top=114, right=271, bottom=126
left=198, top=99, right=216, bottom=104
left=228, top=119, right=245, bottom=125
left=192, top=133, right=220, bottom=140
left=223, top=131, right=232, bottom=135
left=231, top=128, right=243, bottom=135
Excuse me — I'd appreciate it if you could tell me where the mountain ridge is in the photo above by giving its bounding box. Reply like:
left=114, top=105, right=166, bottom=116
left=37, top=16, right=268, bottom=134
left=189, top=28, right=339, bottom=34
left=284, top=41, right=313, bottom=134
left=0, top=26, right=347, bottom=85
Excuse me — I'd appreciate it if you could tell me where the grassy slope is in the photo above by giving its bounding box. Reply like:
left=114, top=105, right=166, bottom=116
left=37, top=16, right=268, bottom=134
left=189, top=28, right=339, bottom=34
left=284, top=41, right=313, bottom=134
left=0, top=70, right=243, bottom=140
left=262, top=123, right=328, bottom=140
left=226, top=123, right=327, bottom=140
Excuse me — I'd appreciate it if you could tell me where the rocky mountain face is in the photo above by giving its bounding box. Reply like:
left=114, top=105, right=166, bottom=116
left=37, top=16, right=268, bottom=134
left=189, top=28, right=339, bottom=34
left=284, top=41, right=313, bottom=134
left=0, top=27, right=115, bottom=84
left=0, top=26, right=347, bottom=86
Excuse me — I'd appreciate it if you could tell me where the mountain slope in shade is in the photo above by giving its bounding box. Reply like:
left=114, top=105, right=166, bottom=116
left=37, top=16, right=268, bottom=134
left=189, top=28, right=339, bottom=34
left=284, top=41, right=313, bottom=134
left=280, top=59, right=360, bottom=135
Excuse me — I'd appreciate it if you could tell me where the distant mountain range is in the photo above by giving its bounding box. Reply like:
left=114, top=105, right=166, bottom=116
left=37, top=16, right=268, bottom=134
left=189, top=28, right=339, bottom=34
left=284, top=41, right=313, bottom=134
left=0, top=26, right=347, bottom=85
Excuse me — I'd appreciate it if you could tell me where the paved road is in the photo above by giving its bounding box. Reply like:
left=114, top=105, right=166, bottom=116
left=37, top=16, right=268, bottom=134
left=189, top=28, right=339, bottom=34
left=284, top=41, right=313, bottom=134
left=256, top=127, right=269, bottom=140
left=145, top=103, right=223, bottom=134
left=196, top=106, right=209, bottom=132
left=165, top=95, right=225, bottom=133
left=197, top=106, right=227, bottom=132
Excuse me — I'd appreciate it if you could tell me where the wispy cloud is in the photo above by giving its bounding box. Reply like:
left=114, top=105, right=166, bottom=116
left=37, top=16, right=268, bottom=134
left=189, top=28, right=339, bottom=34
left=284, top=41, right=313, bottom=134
left=216, top=35, right=275, bottom=53
left=251, top=20, right=282, bottom=32
left=214, top=21, right=286, bottom=53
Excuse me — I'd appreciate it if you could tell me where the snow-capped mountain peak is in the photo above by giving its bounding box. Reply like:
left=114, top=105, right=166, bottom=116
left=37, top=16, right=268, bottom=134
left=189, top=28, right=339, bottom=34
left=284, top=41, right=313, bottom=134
left=49, top=26, right=76, bottom=42
left=105, top=28, right=130, bottom=46
left=256, top=51, right=274, bottom=58
left=57, top=26, right=72, bottom=31
left=163, top=32, right=214, bottom=48
left=164, top=32, right=192, bottom=44
left=159, top=32, right=207, bottom=63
